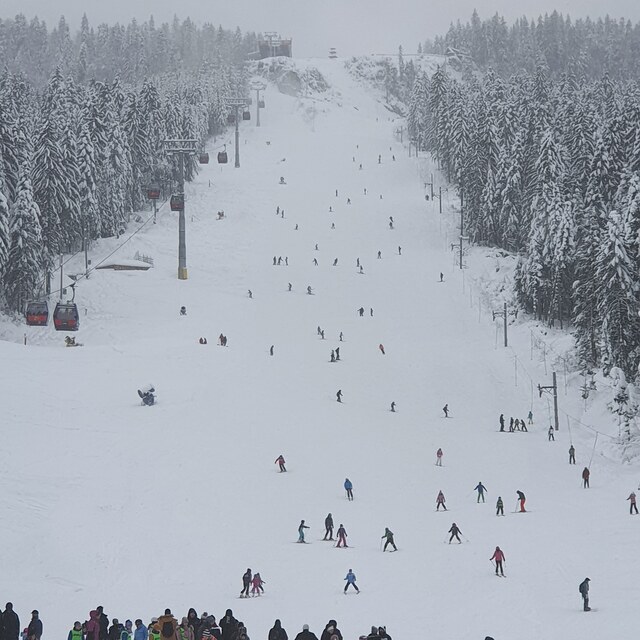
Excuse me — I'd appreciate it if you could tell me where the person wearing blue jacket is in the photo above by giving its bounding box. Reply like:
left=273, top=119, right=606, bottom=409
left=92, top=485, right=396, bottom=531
left=344, top=478, right=353, bottom=501
left=343, top=569, right=359, bottom=594
left=134, top=620, right=148, bottom=640
left=474, top=482, right=487, bottom=503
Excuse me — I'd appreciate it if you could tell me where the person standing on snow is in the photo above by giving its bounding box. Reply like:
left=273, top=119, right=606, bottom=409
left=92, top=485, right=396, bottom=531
left=68, top=621, right=84, bottom=640
left=628, top=491, right=638, bottom=514
left=436, top=490, right=447, bottom=511
left=27, top=611, right=42, bottom=640
left=442, top=404, right=449, bottom=417
left=2, top=603, right=20, bottom=640
left=528, top=410, right=533, bottom=424
left=323, top=513, right=334, bottom=540
left=133, top=621, right=148, bottom=640
left=579, top=578, right=591, bottom=611
left=569, top=445, right=576, bottom=464
left=343, top=570, right=360, bottom=594
left=294, top=625, right=317, bottom=640
left=275, top=454, right=286, bottom=472
left=381, top=527, right=397, bottom=551
left=516, top=490, right=526, bottom=512
left=240, top=569, right=252, bottom=598
left=378, top=344, right=385, bottom=355
left=251, top=572, right=265, bottom=596
left=436, top=448, right=443, bottom=466
left=320, top=620, right=342, bottom=640
left=582, top=467, right=590, bottom=488
left=344, top=478, right=354, bottom=500
left=474, top=482, right=487, bottom=503
left=496, top=496, right=504, bottom=516
left=219, top=611, right=238, bottom=640
left=336, top=524, right=348, bottom=548
left=336, top=390, right=343, bottom=403
left=499, top=414, right=505, bottom=432
left=548, top=426, right=555, bottom=441
left=158, top=611, right=178, bottom=640
left=268, top=620, right=287, bottom=640
left=490, top=546, right=506, bottom=576
left=298, top=520, right=310, bottom=543
left=448, top=523, right=462, bottom=543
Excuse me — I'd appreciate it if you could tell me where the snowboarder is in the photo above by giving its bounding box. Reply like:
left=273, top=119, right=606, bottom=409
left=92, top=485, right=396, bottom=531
left=343, top=570, right=359, bottom=594
left=336, top=524, right=348, bottom=548
left=496, top=496, right=504, bottom=516
left=323, top=513, right=334, bottom=540
left=436, top=448, right=443, bottom=466
left=528, top=410, right=533, bottom=424
left=275, top=454, right=286, bottom=472
left=582, top=467, right=590, bottom=488
left=240, top=569, right=252, bottom=598
left=499, top=414, right=505, bottom=432
left=138, top=384, right=156, bottom=407
left=270, top=345, right=274, bottom=356
left=379, top=344, right=385, bottom=355
left=442, top=404, right=449, bottom=418
left=335, top=347, right=340, bottom=360
left=298, top=520, right=310, bottom=543
left=448, top=523, right=462, bottom=543
left=490, top=547, right=505, bottom=576
left=628, top=492, right=638, bottom=514
left=548, top=426, right=555, bottom=441
left=381, top=527, right=397, bottom=551
left=474, top=482, right=487, bottom=503
left=390, top=401, right=396, bottom=412
left=248, top=290, right=252, bottom=299
left=336, top=389, right=343, bottom=403
left=436, top=490, right=447, bottom=511
left=579, top=578, right=591, bottom=611
left=569, top=445, right=576, bottom=464
left=344, top=478, right=353, bottom=500
left=516, top=490, right=526, bottom=512
left=250, top=573, right=265, bottom=596
left=180, top=306, right=187, bottom=316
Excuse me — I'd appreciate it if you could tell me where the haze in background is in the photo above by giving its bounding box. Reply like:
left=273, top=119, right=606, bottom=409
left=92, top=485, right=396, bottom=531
left=4, top=0, right=640, bottom=57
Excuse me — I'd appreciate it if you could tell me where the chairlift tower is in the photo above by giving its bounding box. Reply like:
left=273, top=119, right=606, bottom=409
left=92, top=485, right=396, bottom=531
left=225, top=98, right=248, bottom=168
left=250, top=82, right=267, bottom=127
left=164, top=138, right=198, bottom=280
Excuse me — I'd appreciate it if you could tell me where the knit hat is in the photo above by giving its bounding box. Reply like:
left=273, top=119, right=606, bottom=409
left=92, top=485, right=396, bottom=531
left=303, top=625, right=309, bottom=631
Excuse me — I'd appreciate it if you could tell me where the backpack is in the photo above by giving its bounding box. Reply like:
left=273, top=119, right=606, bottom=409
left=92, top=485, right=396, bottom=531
left=162, top=622, right=174, bottom=638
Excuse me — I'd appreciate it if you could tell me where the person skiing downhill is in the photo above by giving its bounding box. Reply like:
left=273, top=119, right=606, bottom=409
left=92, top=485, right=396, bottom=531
left=323, top=513, right=334, bottom=540
left=442, top=404, right=449, bottom=417
left=582, top=467, right=590, bottom=488
left=628, top=491, right=638, bottom=514
left=496, top=496, right=504, bottom=516
left=579, top=578, right=591, bottom=611
left=275, top=455, right=286, bottom=472
left=516, top=490, right=526, bottom=512
left=499, top=414, right=505, bottom=432
left=436, top=490, right=447, bottom=511
left=378, top=344, right=385, bottom=355
left=569, top=445, right=576, bottom=464
left=240, top=569, right=252, bottom=598
left=298, top=520, right=310, bottom=543
left=336, top=524, right=348, bottom=548
left=250, top=573, right=265, bottom=596
left=448, top=523, right=462, bottom=544
left=344, top=478, right=354, bottom=500
left=474, top=482, right=487, bottom=503
left=490, top=547, right=506, bottom=576
left=343, top=570, right=359, bottom=594
left=336, top=390, right=343, bottom=403
left=436, top=448, right=443, bottom=466
left=548, top=426, right=555, bottom=441
left=528, top=410, right=533, bottom=424
left=381, top=527, right=397, bottom=551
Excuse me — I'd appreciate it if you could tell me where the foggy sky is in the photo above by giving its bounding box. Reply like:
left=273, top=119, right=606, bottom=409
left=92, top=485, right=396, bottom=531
left=5, top=0, right=640, bottom=58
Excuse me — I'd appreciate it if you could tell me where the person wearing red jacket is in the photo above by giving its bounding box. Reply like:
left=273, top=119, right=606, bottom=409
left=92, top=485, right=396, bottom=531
left=275, top=455, right=286, bottom=472
left=490, top=546, right=505, bottom=576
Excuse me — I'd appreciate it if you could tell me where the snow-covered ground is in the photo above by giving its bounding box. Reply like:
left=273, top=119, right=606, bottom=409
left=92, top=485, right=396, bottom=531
left=1, top=57, right=639, bottom=640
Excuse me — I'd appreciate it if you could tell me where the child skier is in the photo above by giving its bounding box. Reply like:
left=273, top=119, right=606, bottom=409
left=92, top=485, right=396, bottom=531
left=448, top=523, right=462, bottom=544
left=250, top=573, right=265, bottom=596
left=343, top=570, right=359, bottom=594
left=336, top=524, right=348, bottom=548
left=436, top=490, right=447, bottom=511
left=496, top=496, right=504, bottom=516
left=298, top=520, right=310, bottom=543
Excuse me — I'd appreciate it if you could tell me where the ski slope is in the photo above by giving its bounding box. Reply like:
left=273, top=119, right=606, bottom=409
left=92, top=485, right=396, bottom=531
left=1, top=58, right=639, bottom=640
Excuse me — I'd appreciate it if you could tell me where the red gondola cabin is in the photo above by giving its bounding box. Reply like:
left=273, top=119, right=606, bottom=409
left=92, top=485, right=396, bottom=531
left=170, top=194, right=184, bottom=211
left=147, top=185, right=161, bottom=200
left=53, top=302, right=79, bottom=331
left=25, top=301, right=49, bottom=326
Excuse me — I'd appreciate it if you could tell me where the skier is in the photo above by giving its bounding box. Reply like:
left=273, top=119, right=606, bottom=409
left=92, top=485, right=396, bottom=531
left=331, top=223, right=336, bottom=229
left=370, top=307, right=374, bottom=316
left=582, top=467, right=590, bottom=488
left=278, top=257, right=282, bottom=265
left=509, top=417, right=514, bottom=432
left=569, top=445, right=576, bottom=464
left=528, top=410, right=533, bottom=424
left=436, top=448, right=443, bottom=466
left=398, top=246, right=401, bottom=255
left=298, top=520, right=310, bottom=543
left=343, top=569, right=359, bottom=594
left=317, top=326, right=322, bottom=336
left=320, top=330, right=325, bottom=339
left=295, top=224, right=298, bottom=230
left=379, top=344, right=385, bottom=355
left=358, top=307, right=365, bottom=317
left=436, top=490, right=447, bottom=511
left=323, top=513, right=334, bottom=540
left=496, top=496, right=504, bottom=516
left=270, top=345, right=274, bottom=356
left=330, top=350, right=336, bottom=363
left=335, top=347, right=340, bottom=360
left=315, top=244, right=319, bottom=250
left=377, top=251, right=382, bottom=259
left=579, top=578, right=591, bottom=611
left=336, top=390, right=343, bottom=403
left=448, top=523, right=462, bottom=544
left=442, top=404, right=449, bottom=417
left=439, top=272, right=444, bottom=282
left=364, top=188, right=367, bottom=195
left=390, top=401, right=396, bottom=412
left=138, top=384, right=156, bottom=406
left=490, top=547, right=506, bottom=576
left=344, top=478, right=354, bottom=500
left=359, top=266, right=364, bottom=274
left=339, top=332, right=344, bottom=342
left=516, top=490, right=526, bottom=512
left=240, top=569, right=252, bottom=598
left=180, top=306, right=187, bottom=316
left=268, top=621, right=287, bottom=640
left=275, top=454, right=286, bottom=472
left=307, top=286, right=313, bottom=295
left=474, top=482, right=487, bottom=503
left=320, top=621, right=342, bottom=640
left=499, top=414, right=505, bottom=432
left=381, top=527, right=397, bottom=551
left=347, top=198, right=351, bottom=205
left=285, top=257, right=288, bottom=265
left=336, top=524, right=348, bottom=548
left=250, top=573, right=265, bottom=597
left=378, top=154, right=381, bottom=164
left=520, top=417, right=528, bottom=432
left=627, top=491, right=638, bottom=514
left=356, top=258, right=360, bottom=267
left=247, top=290, right=252, bottom=299
left=548, top=426, right=555, bottom=441
left=333, top=258, right=338, bottom=266
left=388, top=221, right=393, bottom=230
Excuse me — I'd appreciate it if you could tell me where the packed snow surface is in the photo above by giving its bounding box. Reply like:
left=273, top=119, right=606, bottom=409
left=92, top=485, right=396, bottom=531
left=1, top=58, right=638, bottom=640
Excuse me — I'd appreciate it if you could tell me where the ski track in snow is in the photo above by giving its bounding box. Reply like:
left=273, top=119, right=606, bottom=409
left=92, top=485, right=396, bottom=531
left=1, top=58, right=638, bottom=640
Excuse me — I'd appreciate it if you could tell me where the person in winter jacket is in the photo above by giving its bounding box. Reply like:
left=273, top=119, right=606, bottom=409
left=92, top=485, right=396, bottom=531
left=628, top=492, right=638, bottom=514
left=436, top=490, right=447, bottom=510
left=490, top=546, right=505, bottom=576
left=86, top=611, right=101, bottom=640
left=158, top=610, right=178, bottom=640
left=268, top=620, right=288, bottom=640
left=381, top=527, right=397, bottom=551
left=377, top=628, right=391, bottom=640
left=293, top=625, right=318, bottom=640
left=448, top=523, right=462, bottom=543
left=298, top=520, right=310, bottom=543
left=336, top=525, right=348, bottom=548
left=148, top=619, right=160, bottom=640
left=235, top=622, right=248, bottom=640
left=2, top=603, right=20, bottom=640
left=96, top=607, right=109, bottom=640
left=320, top=620, right=342, bottom=640
left=109, top=619, right=123, bottom=640
left=250, top=573, right=265, bottom=596
left=474, top=482, right=487, bottom=503
left=548, top=426, right=555, bottom=441
left=134, top=620, right=148, bottom=640
left=208, top=618, right=221, bottom=640
left=344, top=478, right=353, bottom=501
left=365, top=626, right=380, bottom=640
left=569, top=445, right=576, bottom=464
left=240, top=569, right=252, bottom=597
left=516, top=490, right=526, bottom=512
left=344, top=569, right=359, bottom=593
left=323, top=513, right=334, bottom=540
left=68, top=622, right=83, bottom=640
left=275, top=455, right=286, bottom=472
left=496, top=496, right=504, bottom=516
left=178, top=619, right=194, bottom=640
left=579, top=577, right=591, bottom=611
left=582, top=467, right=590, bottom=488
left=435, top=448, right=443, bottom=466
left=120, top=621, right=133, bottom=640
left=186, top=611, right=199, bottom=640
left=219, top=611, right=238, bottom=640
left=27, top=611, right=42, bottom=640
left=499, top=414, right=505, bottom=432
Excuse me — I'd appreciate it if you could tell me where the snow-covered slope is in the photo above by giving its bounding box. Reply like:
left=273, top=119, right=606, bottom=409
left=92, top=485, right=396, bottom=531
left=1, top=57, right=638, bottom=640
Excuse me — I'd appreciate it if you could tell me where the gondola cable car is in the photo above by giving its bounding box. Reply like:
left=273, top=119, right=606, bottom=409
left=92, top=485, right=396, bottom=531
left=170, top=194, right=184, bottom=211
left=217, top=146, right=228, bottom=164
left=53, top=302, right=79, bottom=331
left=25, top=301, right=49, bottom=326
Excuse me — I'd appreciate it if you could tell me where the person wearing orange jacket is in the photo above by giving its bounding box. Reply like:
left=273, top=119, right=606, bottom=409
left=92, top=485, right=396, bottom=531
left=157, top=611, right=178, bottom=640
